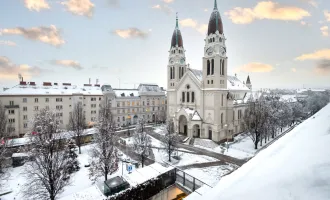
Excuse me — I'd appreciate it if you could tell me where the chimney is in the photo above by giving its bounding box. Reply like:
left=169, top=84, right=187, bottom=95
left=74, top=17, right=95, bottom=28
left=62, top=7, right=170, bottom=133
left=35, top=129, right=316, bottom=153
left=43, top=82, right=52, bottom=86
left=89, top=78, right=91, bottom=84
left=20, top=81, right=27, bottom=85
left=63, top=83, right=71, bottom=86
left=54, top=83, right=58, bottom=86
left=29, top=82, right=36, bottom=86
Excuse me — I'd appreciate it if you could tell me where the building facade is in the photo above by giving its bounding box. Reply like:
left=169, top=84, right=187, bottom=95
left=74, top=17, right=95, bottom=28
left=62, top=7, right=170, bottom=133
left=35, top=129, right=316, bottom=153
left=0, top=82, right=166, bottom=138
left=167, top=0, right=252, bottom=142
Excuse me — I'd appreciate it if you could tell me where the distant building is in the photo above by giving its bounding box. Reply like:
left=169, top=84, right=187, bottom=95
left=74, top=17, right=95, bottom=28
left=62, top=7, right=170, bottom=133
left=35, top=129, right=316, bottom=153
left=167, top=0, right=251, bottom=142
left=0, top=81, right=166, bottom=137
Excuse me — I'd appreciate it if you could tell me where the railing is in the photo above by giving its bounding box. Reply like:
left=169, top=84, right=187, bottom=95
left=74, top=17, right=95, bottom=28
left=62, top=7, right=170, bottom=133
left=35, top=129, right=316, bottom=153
left=175, top=168, right=212, bottom=194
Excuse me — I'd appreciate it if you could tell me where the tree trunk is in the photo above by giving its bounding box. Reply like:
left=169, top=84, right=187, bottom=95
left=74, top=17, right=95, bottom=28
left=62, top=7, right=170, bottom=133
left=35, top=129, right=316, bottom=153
left=141, top=155, right=144, bottom=168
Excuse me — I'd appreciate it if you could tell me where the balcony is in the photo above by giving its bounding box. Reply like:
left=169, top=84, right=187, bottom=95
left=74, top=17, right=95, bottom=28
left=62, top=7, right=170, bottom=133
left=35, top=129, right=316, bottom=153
left=5, top=105, right=19, bottom=109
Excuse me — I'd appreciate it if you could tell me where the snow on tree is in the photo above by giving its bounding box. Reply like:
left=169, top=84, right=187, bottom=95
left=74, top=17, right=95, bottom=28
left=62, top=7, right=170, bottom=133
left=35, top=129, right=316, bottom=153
left=22, top=109, right=72, bottom=200
left=0, top=101, right=10, bottom=190
left=64, top=139, right=80, bottom=174
left=162, top=118, right=178, bottom=162
left=68, top=102, right=85, bottom=154
left=306, top=93, right=329, bottom=114
left=89, top=97, right=118, bottom=182
left=242, top=100, right=269, bottom=149
left=133, top=117, right=152, bottom=167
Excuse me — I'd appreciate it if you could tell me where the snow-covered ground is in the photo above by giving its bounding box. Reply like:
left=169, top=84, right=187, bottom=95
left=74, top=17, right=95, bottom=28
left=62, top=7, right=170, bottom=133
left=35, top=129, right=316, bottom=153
left=0, top=144, right=138, bottom=200
left=187, top=104, right=330, bottom=200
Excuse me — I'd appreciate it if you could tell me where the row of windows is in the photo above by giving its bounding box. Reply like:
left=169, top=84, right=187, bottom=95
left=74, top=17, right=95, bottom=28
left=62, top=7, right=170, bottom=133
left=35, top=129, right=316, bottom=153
left=182, top=92, right=195, bottom=103
left=170, top=67, right=176, bottom=80
left=208, top=37, right=222, bottom=43
left=171, top=49, right=183, bottom=54
left=20, top=97, right=102, bottom=104
left=207, top=59, right=225, bottom=76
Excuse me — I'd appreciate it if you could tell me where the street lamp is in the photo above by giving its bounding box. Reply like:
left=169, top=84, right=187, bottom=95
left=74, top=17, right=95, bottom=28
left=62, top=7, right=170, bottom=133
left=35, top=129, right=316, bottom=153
left=224, top=124, right=228, bottom=152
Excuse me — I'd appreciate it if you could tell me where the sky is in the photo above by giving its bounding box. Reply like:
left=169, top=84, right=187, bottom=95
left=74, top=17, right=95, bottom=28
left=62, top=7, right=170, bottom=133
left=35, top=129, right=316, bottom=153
left=0, top=0, right=330, bottom=90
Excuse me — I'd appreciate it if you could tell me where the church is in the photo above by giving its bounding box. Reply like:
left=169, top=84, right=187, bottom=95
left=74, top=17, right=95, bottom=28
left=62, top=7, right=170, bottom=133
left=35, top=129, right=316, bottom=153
left=167, top=0, right=252, bottom=142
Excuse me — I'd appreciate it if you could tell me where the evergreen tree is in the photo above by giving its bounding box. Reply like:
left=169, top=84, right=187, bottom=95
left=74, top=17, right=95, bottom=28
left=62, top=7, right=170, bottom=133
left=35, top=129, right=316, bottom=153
left=65, top=139, right=80, bottom=174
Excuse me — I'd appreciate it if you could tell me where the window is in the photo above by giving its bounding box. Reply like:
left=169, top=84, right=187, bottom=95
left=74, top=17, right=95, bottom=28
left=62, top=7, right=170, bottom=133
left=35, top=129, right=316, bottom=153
left=34, top=106, right=39, bottom=111
left=211, top=80, right=214, bottom=84
left=46, top=98, right=49, bottom=102
left=91, top=117, right=96, bottom=122
left=233, top=111, right=235, bottom=121
left=207, top=80, right=210, bottom=84
left=56, top=113, right=63, bottom=117
left=35, top=98, right=38, bottom=103
left=207, top=60, right=210, bottom=75
left=23, top=98, right=27, bottom=103
left=152, top=107, right=155, bottom=111
left=56, top=105, right=63, bottom=110
left=187, top=92, right=190, bottom=103
left=9, top=101, right=14, bottom=106
left=23, top=107, right=27, bottom=111
left=127, top=101, right=130, bottom=106
left=170, top=67, right=172, bottom=79
left=143, top=101, right=145, bottom=106
left=7, top=127, right=15, bottom=132
left=9, top=119, right=15, bottom=123
left=221, top=60, right=225, bottom=75
left=24, top=123, right=28, bottom=128
left=23, top=115, right=27, bottom=120
left=221, top=113, right=223, bottom=124
left=182, top=92, right=185, bottom=102
left=192, top=92, right=195, bottom=103
left=56, top=98, right=62, bottom=102
left=60, top=120, right=63, bottom=124
left=117, top=102, right=120, bottom=107
left=99, top=97, right=102, bottom=101
left=91, top=111, right=97, bottom=114
left=221, top=94, right=224, bottom=107
left=8, top=110, right=14, bottom=115
left=238, top=110, right=242, bottom=120
left=122, top=116, right=125, bottom=121
left=211, top=59, right=214, bottom=75
left=91, top=97, right=96, bottom=101
left=91, top=104, right=97, bottom=108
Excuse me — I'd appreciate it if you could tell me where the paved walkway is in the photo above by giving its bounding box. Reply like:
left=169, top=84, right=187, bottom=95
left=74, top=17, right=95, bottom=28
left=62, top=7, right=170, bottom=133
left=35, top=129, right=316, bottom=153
left=147, top=131, right=246, bottom=167
left=178, top=160, right=227, bottom=170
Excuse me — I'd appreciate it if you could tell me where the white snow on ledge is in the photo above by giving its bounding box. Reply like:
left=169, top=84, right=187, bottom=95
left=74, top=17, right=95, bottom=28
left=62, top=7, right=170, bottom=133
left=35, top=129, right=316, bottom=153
left=187, top=104, right=330, bottom=200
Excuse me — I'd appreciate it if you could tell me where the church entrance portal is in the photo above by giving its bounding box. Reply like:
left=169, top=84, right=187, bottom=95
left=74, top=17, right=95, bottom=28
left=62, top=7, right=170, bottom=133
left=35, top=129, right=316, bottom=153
left=179, top=115, right=188, bottom=136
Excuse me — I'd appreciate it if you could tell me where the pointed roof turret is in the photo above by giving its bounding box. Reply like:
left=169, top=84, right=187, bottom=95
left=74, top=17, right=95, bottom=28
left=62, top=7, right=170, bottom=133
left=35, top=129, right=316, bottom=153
left=171, top=13, right=183, bottom=48
left=208, top=0, right=224, bottom=35
left=246, top=75, right=251, bottom=84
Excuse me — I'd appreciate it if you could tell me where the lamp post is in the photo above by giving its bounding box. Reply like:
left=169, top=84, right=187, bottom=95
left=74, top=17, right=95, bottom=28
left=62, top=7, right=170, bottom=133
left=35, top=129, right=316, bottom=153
left=224, top=124, right=228, bottom=152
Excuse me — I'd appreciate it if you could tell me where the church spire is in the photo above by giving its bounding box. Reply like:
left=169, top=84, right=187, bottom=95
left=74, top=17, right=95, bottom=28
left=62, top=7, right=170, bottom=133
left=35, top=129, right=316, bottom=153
left=176, top=12, right=179, bottom=29
left=214, top=0, right=218, bottom=10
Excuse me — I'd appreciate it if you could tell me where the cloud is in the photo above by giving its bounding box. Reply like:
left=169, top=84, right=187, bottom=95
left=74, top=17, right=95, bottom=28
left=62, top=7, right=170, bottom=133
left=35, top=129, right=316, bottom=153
left=0, top=25, right=65, bottom=47
left=24, top=0, right=50, bottom=11
left=291, top=68, right=297, bottom=72
left=295, top=49, right=330, bottom=61
left=204, top=9, right=208, bottom=12
left=61, top=0, right=94, bottom=17
left=320, top=26, right=329, bottom=37
left=315, top=59, right=330, bottom=75
left=108, top=0, right=119, bottom=7
left=179, top=18, right=208, bottom=34
left=151, top=4, right=173, bottom=14
left=163, top=0, right=174, bottom=3
left=0, top=56, right=42, bottom=80
left=325, top=10, right=330, bottom=22
left=225, top=1, right=310, bottom=24
left=300, top=0, right=318, bottom=7
left=0, top=40, right=17, bottom=46
left=50, top=60, right=83, bottom=70
left=235, top=62, right=274, bottom=73
left=112, top=28, right=149, bottom=39
left=300, top=21, right=306, bottom=25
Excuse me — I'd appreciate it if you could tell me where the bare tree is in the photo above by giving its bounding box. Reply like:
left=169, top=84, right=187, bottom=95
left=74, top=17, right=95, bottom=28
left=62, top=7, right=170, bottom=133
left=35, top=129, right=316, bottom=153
left=242, top=100, right=269, bottom=149
left=89, top=97, right=118, bottom=182
left=162, top=118, right=177, bottom=162
left=0, top=101, right=10, bottom=189
left=23, top=109, right=71, bottom=200
left=133, top=117, right=152, bottom=167
left=68, top=102, right=85, bottom=154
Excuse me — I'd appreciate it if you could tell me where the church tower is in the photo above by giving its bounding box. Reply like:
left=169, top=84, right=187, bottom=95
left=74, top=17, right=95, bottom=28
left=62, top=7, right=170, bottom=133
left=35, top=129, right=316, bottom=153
left=202, top=0, right=227, bottom=89
left=167, top=14, right=187, bottom=90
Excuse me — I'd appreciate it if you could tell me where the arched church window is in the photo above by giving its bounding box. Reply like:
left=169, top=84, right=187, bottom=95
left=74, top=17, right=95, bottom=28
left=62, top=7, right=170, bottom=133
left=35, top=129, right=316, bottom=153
left=187, top=92, right=190, bottom=103
left=220, top=38, right=222, bottom=42
left=192, top=92, right=195, bottom=103
left=222, top=60, right=225, bottom=75
left=170, top=67, right=172, bottom=79
left=220, top=59, right=222, bottom=75
left=213, top=38, right=215, bottom=42
left=182, top=92, right=185, bottom=103
left=207, top=60, right=210, bottom=75
left=173, top=67, right=175, bottom=79
left=211, top=59, right=214, bottom=75
left=221, top=113, right=223, bottom=124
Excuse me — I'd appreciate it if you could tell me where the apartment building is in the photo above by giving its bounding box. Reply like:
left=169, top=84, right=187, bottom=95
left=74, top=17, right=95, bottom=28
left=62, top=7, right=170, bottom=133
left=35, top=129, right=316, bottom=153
left=0, top=81, right=166, bottom=138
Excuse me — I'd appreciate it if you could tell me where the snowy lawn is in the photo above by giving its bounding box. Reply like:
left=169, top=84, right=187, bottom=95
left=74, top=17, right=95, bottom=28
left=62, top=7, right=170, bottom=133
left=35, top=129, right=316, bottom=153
left=0, top=144, right=138, bottom=200
left=184, top=165, right=236, bottom=187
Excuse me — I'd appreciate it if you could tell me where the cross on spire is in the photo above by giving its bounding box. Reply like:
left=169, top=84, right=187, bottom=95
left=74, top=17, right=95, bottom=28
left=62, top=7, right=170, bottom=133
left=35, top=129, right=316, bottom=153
left=176, top=12, right=179, bottom=28
left=214, top=0, right=218, bottom=10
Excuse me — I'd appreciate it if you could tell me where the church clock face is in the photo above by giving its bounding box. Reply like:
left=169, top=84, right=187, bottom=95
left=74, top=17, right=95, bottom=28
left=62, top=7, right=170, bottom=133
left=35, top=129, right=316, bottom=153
left=169, top=58, right=174, bottom=64
left=206, top=47, right=214, bottom=56
left=180, top=58, right=185, bottom=64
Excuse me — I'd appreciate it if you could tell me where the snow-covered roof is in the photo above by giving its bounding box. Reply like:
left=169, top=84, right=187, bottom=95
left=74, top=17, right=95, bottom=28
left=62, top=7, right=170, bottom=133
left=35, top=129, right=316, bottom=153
left=124, top=163, right=173, bottom=186
left=12, top=152, right=29, bottom=158
left=227, top=75, right=250, bottom=91
left=187, top=104, right=330, bottom=200
left=297, top=88, right=326, bottom=94
left=188, top=69, right=250, bottom=91
left=113, top=89, right=139, bottom=98
left=280, top=95, right=297, bottom=102
left=0, top=84, right=103, bottom=96
left=189, top=68, right=203, bottom=82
